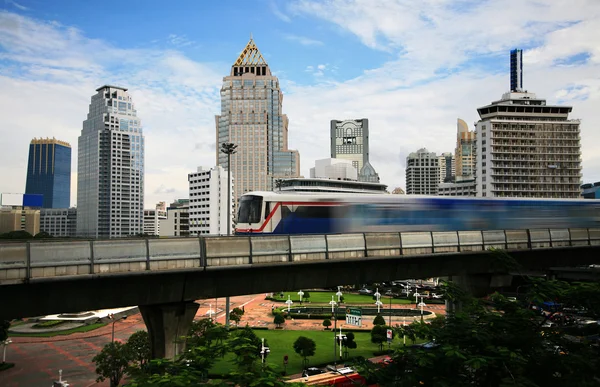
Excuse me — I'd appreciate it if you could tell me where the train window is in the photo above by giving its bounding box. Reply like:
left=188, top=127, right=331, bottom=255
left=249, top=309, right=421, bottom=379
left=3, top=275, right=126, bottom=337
left=264, top=202, right=270, bottom=220
left=294, top=206, right=332, bottom=218
left=238, top=195, right=263, bottom=224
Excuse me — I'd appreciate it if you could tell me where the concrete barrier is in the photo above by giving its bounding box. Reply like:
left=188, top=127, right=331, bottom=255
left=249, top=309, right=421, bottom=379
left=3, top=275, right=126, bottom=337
left=401, top=232, right=433, bottom=255
left=250, top=236, right=290, bottom=264
left=550, top=229, right=570, bottom=247
left=505, top=230, right=529, bottom=249
left=529, top=229, right=551, bottom=249
left=458, top=231, right=484, bottom=252
left=290, top=235, right=326, bottom=262
left=148, top=239, right=201, bottom=270
left=570, top=228, right=590, bottom=246
left=30, top=241, right=92, bottom=278
left=326, top=234, right=365, bottom=259
left=205, top=237, right=250, bottom=266
left=432, top=232, right=459, bottom=253
left=483, top=230, right=506, bottom=250
left=364, top=233, right=401, bottom=257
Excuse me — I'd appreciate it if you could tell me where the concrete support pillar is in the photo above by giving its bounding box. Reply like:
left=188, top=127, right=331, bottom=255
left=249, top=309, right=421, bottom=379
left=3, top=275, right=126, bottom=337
left=139, top=301, right=199, bottom=359
left=446, top=274, right=513, bottom=313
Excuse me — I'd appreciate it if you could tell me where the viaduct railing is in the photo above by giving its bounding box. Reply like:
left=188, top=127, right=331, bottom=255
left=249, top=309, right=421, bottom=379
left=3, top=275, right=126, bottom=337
left=1, top=228, right=599, bottom=285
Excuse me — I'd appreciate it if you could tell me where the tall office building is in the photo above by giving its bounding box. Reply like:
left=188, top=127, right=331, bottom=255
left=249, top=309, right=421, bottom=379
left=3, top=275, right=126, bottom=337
left=77, top=85, right=145, bottom=238
left=455, top=119, right=476, bottom=180
left=25, top=138, right=71, bottom=208
left=475, top=51, right=581, bottom=198
left=188, top=166, right=233, bottom=236
left=330, top=119, right=380, bottom=183
left=40, top=207, right=77, bottom=237
left=406, top=148, right=439, bottom=195
left=510, top=49, right=523, bottom=92
left=438, top=152, right=455, bottom=184
left=215, top=38, right=300, bottom=201
left=143, top=202, right=167, bottom=236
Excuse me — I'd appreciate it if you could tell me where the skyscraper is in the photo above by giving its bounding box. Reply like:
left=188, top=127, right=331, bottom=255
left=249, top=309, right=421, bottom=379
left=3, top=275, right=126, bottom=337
left=25, top=138, right=71, bottom=208
left=455, top=118, right=476, bottom=180
left=330, top=119, right=380, bottom=183
left=510, top=49, right=523, bottom=92
left=215, top=38, right=300, bottom=199
left=406, top=148, right=439, bottom=195
left=438, top=152, right=455, bottom=184
left=77, top=85, right=145, bottom=238
left=188, top=165, right=233, bottom=236
left=476, top=51, right=581, bottom=198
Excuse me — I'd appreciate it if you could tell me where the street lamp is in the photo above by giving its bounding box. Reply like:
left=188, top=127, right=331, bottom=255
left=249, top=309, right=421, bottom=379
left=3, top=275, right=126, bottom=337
left=298, top=290, right=304, bottom=304
left=2, top=339, right=12, bottom=363
left=285, top=296, right=294, bottom=312
left=329, top=296, right=338, bottom=366
left=260, top=337, right=270, bottom=366
left=107, top=314, right=127, bottom=343
left=329, top=296, right=338, bottom=314
left=207, top=304, right=215, bottom=321
left=418, top=297, right=427, bottom=322
left=336, top=286, right=343, bottom=303
left=221, top=142, right=237, bottom=327
left=374, top=288, right=382, bottom=314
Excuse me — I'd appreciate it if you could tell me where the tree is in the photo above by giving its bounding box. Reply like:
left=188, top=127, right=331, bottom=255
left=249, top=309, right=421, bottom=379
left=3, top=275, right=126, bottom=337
left=293, top=336, right=316, bottom=368
left=303, top=291, right=311, bottom=303
left=323, top=318, right=332, bottom=330
left=369, top=276, right=600, bottom=387
left=274, top=313, right=286, bottom=328
left=33, top=231, right=52, bottom=239
left=373, top=314, right=386, bottom=326
left=342, top=332, right=357, bottom=358
left=229, top=307, right=244, bottom=326
left=125, top=330, right=150, bottom=369
left=370, top=325, right=388, bottom=351
left=92, top=341, right=130, bottom=387
left=0, top=230, right=33, bottom=239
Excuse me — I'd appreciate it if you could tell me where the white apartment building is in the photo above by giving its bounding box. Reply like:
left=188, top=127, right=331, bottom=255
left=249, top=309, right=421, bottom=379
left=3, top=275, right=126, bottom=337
left=77, top=85, right=144, bottom=238
left=143, top=202, right=167, bottom=236
left=476, top=91, right=581, bottom=198
left=40, top=207, right=77, bottom=237
left=188, top=166, right=233, bottom=236
left=406, top=148, right=440, bottom=195
left=437, top=180, right=477, bottom=197
left=438, top=152, right=455, bottom=184
left=159, top=200, right=189, bottom=237
left=309, top=158, right=358, bottom=181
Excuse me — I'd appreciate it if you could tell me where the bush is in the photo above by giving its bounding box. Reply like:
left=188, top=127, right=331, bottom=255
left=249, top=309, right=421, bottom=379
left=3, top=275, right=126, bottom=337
left=32, top=320, right=65, bottom=329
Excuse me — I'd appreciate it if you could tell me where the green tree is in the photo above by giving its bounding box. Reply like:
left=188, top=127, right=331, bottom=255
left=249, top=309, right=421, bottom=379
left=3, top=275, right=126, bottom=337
left=322, top=318, right=332, bottom=330
left=370, top=277, right=600, bottom=387
left=342, top=332, right=357, bottom=358
left=187, top=318, right=216, bottom=348
left=303, top=291, right=311, bottom=303
left=92, top=341, right=130, bottom=387
left=293, top=336, right=316, bottom=368
left=370, top=325, right=388, bottom=351
left=0, top=230, right=33, bottom=239
left=125, top=330, right=150, bottom=370
left=274, top=313, right=286, bottom=328
left=372, top=314, right=386, bottom=326
left=229, top=307, right=244, bottom=326
left=33, top=231, right=52, bottom=239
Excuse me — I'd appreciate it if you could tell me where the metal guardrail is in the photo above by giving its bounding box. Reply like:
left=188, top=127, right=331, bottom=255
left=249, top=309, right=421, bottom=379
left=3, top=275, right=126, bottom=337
left=1, top=228, right=599, bottom=284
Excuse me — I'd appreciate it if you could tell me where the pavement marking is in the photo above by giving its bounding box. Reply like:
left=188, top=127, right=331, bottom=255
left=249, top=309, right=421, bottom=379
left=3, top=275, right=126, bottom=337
left=46, top=342, right=95, bottom=371
left=77, top=338, right=103, bottom=352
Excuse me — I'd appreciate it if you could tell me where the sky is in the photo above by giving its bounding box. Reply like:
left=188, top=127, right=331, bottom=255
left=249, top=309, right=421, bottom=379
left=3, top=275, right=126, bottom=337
left=1, top=0, right=600, bottom=208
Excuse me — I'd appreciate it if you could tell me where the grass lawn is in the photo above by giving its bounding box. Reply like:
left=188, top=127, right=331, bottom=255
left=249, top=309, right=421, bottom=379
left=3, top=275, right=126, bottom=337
left=210, top=329, right=414, bottom=376
left=8, top=323, right=107, bottom=338
left=275, top=291, right=413, bottom=305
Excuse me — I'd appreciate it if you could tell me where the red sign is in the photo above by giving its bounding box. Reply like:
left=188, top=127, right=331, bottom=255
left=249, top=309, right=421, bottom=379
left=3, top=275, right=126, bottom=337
left=283, top=355, right=288, bottom=364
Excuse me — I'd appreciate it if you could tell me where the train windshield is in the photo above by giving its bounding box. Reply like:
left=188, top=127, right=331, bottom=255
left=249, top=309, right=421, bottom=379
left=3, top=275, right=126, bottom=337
left=237, top=195, right=263, bottom=224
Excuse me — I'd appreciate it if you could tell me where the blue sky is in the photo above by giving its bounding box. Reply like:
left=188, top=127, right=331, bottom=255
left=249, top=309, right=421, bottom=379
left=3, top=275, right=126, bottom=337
left=1, top=0, right=600, bottom=206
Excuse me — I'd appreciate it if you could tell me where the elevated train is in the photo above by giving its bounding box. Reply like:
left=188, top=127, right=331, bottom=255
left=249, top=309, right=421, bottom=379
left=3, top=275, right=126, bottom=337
left=235, top=191, right=600, bottom=235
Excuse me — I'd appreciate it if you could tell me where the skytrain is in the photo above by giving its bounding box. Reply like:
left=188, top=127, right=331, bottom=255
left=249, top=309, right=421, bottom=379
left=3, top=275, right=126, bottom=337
left=234, top=191, right=600, bottom=235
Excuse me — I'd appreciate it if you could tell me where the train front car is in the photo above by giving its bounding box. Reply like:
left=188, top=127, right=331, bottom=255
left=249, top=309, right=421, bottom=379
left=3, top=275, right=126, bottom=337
left=234, top=191, right=346, bottom=235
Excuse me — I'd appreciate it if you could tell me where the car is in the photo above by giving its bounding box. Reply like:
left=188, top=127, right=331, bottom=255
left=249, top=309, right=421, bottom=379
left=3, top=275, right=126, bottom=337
left=358, top=288, right=373, bottom=295
left=430, top=293, right=443, bottom=299
left=302, top=367, right=325, bottom=377
left=384, top=289, right=399, bottom=297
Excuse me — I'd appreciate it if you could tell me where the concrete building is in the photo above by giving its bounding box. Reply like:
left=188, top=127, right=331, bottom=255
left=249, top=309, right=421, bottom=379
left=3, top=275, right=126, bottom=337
left=278, top=178, right=387, bottom=194
left=159, top=199, right=190, bottom=237
left=25, top=138, right=71, bottom=208
left=40, top=207, right=77, bottom=237
left=143, top=202, right=167, bottom=236
left=437, top=180, right=477, bottom=197
left=391, top=187, right=405, bottom=195
left=406, top=148, right=439, bottom=195
left=330, top=119, right=380, bottom=183
left=0, top=207, right=40, bottom=235
left=510, top=49, right=523, bottom=92
left=455, top=118, right=476, bottom=180
left=581, top=182, right=600, bottom=199
left=215, top=37, right=300, bottom=201
left=309, top=158, right=358, bottom=181
left=475, top=52, right=581, bottom=198
left=77, top=85, right=145, bottom=238
left=438, top=152, right=455, bottom=184
left=188, top=166, right=233, bottom=236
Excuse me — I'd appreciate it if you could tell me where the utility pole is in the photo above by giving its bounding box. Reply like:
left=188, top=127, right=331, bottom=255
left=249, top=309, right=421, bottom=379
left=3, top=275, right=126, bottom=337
left=220, top=142, right=237, bottom=327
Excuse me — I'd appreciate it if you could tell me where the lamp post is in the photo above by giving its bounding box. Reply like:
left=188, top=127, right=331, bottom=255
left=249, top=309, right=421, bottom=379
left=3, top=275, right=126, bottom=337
left=418, top=297, right=426, bottom=322
left=108, top=314, right=127, bottom=343
left=285, top=296, right=293, bottom=312
left=336, top=286, right=343, bottom=303
left=374, top=288, right=382, bottom=314
left=221, top=142, right=237, bottom=327
left=329, top=297, right=338, bottom=367
left=207, top=304, right=215, bottom=321
left=2, top=339, right=12, bottom=363
left=388, top=293, right=393, bottom=326
left=298, top=290, right=304, bottom=304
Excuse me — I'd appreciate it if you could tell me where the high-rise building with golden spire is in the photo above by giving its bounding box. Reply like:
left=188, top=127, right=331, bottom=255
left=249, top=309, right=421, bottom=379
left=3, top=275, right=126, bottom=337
left=215, top=37, right=300, bottom=201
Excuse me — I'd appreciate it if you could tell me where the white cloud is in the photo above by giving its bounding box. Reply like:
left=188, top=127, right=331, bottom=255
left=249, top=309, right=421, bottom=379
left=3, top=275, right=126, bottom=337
left=269, top=0, right=292, bottom=22
left=4, top=0, right=28, bottom=11
left=284, top=34, right=324, bottom=46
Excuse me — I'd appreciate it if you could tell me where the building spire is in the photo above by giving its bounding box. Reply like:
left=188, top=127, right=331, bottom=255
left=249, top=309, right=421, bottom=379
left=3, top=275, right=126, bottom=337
left=234, top=37, right=267, bottom=66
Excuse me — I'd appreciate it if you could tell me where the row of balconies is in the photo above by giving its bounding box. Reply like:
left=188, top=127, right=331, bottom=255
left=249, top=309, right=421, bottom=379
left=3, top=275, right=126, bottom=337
left=491, top=126, right=580, bottom=132
left=490, top=171, right=582, bottom=178
left=491, top=141, right=580, bottom=147
left=490, top=163, right=581, bottom=169
left=491, top=178, right=581, bottom=184
left=490, top=149, right=582, bottom=155
left=491, top=156, right=581, bottom=162
left=490, top=186, right=581, bottom=193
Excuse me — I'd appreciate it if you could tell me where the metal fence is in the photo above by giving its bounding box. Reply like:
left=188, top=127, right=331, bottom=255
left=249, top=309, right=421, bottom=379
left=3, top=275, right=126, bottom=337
left=1, top=228, right=599, bottom=284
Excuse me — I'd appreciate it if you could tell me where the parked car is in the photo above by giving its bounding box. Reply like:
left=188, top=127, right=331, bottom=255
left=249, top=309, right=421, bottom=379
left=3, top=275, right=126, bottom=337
left=430, top=293, right=443, bottom=299
left=358, top=288, right=373, bottom=295
left=302, top=367, right=325, bottom=377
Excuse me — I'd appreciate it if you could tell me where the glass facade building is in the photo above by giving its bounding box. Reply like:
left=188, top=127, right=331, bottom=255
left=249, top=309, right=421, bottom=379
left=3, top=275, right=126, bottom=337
left=77, top=85, right=144, bottom=238
left=215, top=38, right=300, bottom=200
left=25, top=138, right=71, bottom=208
left=510, top=49, right=523, bottom=92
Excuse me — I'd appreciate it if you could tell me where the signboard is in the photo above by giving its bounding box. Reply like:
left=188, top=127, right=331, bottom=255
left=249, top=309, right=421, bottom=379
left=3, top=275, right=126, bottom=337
left=386, top=329, right=393, bottom=342
left=345, top=308, right=362, bottom=327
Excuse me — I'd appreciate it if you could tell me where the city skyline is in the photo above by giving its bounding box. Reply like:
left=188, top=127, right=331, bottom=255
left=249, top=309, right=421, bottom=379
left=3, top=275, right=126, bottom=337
left=1, top=1, right=599, bottom=207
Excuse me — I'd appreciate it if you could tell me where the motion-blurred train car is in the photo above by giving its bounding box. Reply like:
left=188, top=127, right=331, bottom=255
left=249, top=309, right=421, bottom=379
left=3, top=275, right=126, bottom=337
left=235, top=191, right=600, bottom=235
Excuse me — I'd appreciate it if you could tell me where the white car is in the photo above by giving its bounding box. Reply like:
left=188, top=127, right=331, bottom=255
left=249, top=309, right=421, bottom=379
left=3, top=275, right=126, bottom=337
left=430, top=293, right=443, bottom=299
